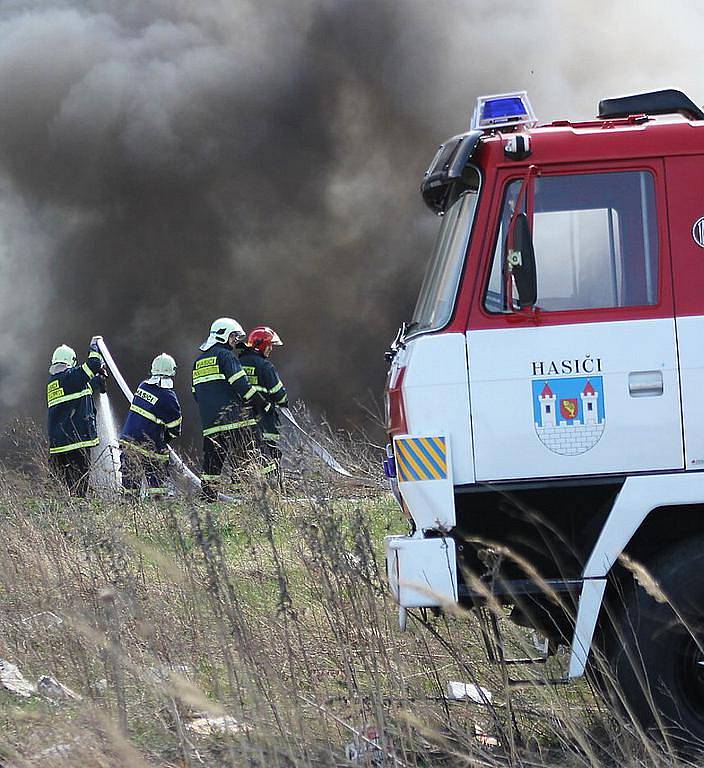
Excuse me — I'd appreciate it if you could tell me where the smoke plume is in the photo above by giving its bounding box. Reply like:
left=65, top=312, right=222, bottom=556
left=1, top=0, right=703, bottom=446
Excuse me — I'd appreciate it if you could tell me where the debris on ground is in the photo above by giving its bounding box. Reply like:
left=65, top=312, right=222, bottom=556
left=21, top=611, right=63, bottom=630
left=37, top=675, right=82, bottom=703
left=474, top=723, right=499, bottom=748
left=0, top=658, right=82, bottom=704
left=344, top=724, right=388, bottom=766
left=186, top=715, right=250, bottom=735
left=446, top=680, right=493, bottom=704
left=31, top=741, right=75, bottom=761
left=445, top=683, right=499, bottom=749
left=0, top=659, right=36, bottom=698
left=146, top=664, right=192, bottom=684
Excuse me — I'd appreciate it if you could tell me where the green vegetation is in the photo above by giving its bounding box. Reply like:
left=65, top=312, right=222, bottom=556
left=0, top=449, right=693, bottom=766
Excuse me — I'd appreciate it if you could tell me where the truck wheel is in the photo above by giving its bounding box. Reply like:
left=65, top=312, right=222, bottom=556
left=602, top=536, right=704, bottom=747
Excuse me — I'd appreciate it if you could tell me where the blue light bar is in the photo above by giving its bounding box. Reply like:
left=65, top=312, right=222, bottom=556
left=471, top=91, right=537, bottom=131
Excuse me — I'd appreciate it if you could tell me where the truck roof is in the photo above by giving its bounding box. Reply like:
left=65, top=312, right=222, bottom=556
left=482, top=114, right=704, bottom=166
left=421, top=90, right=704, bottom=213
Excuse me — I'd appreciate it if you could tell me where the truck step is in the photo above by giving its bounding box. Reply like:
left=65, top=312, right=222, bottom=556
left=478, top=610, right=558, bottom=668
left=501, top=656, right=548, bottom=666
left=459, top=578, right=583, bottom=600
left=508, top=677, right=569, bottom=688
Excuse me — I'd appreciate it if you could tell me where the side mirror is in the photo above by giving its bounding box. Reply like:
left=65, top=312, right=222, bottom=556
left=385, top=323, right=407, bottom=363
left=505, top=212, right=537, bottom=309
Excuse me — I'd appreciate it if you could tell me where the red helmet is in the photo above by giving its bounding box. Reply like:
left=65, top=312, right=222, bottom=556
left=247, top=326, right=283, bottom=353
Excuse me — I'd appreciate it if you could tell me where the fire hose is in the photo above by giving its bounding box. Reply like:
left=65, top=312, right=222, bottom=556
left=279, top=408, right=353, bottom=477
left=94, top=337, right=362, bottom=496
left=95, top=337, right=208, bottom=494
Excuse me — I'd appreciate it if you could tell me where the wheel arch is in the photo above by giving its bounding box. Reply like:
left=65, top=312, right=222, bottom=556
left=584, top=503, right=704, bottom=675
left=621, top=503, right=704, bottom=566
left=571, top=472, right=704, bottom=679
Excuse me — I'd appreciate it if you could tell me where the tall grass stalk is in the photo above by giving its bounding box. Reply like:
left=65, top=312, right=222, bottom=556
left=0, top=424, right=696, bottom=766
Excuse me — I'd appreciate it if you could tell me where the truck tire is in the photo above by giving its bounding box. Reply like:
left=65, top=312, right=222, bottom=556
left=601, top=536, right=704, bottom=747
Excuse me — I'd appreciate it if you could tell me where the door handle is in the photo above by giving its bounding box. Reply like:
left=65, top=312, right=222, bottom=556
left=628, top=370, right=663, bottom=397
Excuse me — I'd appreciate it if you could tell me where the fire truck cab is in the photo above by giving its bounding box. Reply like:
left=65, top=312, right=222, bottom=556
left=384, top=89, right=704, bottom=737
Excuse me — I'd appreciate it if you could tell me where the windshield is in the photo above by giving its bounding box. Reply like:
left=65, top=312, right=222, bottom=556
left=410, top=183, right=480, bottom=337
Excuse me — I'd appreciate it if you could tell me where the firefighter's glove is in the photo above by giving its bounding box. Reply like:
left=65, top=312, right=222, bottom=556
left=88, top=338, right=105, bottom=366
left=251, top=391, right=271, bottom=415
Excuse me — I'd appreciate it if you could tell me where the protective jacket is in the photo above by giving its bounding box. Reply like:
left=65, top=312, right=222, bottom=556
left=238, top=349, right=288, bottom=442
left=120, top=380, right=182, bottom=457
left=192, top=343, right=259, bottom=437
left=47, top=352, right=103, bottom=454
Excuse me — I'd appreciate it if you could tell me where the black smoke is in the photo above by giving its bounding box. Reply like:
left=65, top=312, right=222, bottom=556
left=0, top=0, right=701, bottom=447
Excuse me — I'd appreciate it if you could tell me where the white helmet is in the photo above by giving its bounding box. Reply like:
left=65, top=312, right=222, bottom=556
left=151, top=353, right=177, bottom=377
left=51, top=344, right=77, bottom=367
left=199, top=317, right=245, bottom=351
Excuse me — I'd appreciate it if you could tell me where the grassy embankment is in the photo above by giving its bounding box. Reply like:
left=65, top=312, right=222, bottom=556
left=0, top=429, right=693, bottom=767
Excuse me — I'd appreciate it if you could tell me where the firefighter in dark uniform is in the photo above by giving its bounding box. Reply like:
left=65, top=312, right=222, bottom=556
left=238, top=326, right=288, bottom=485
left=119, top=353, right=182, bottom=499
left=47, top=338, right=105, bottom=496
left=192, top=317, right=271, bottom=501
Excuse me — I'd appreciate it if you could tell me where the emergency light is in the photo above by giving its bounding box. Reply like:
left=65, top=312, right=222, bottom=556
left=471, top=91, right=537, bottom=131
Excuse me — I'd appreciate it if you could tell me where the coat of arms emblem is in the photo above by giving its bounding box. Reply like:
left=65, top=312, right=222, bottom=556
left=532, top=376, right=605, bottom=456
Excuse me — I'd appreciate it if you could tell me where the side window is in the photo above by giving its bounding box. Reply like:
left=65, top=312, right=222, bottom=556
left=485, top=170, right=659, bottom=313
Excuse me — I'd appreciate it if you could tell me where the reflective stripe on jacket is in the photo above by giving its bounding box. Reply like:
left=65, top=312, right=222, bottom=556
left=238, top=350, right=288, bottom=441
left=46, top=354, right=102, bottom=454
left=120, top=380, right=182, bottom=455
left=192, top=343, right=257, bottom=436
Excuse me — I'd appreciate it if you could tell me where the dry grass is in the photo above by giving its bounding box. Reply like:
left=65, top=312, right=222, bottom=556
left=0, top=429, right=696, bottom=766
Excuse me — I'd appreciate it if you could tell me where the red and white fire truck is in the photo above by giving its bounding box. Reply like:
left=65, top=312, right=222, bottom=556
left=384, top=89, right=704, bottom=736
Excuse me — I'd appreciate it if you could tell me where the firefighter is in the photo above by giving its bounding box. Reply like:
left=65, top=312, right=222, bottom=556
left=47, top=338, right=105, bottom=496
left=119, top=353, right=182, bottom=499
left=238, top=326, right=288, bottom=485
left=192, top=317, right=271, bottom=501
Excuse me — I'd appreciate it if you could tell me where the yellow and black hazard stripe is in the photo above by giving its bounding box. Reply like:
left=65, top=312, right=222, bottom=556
left=394, top=436, right=448, bottom=482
